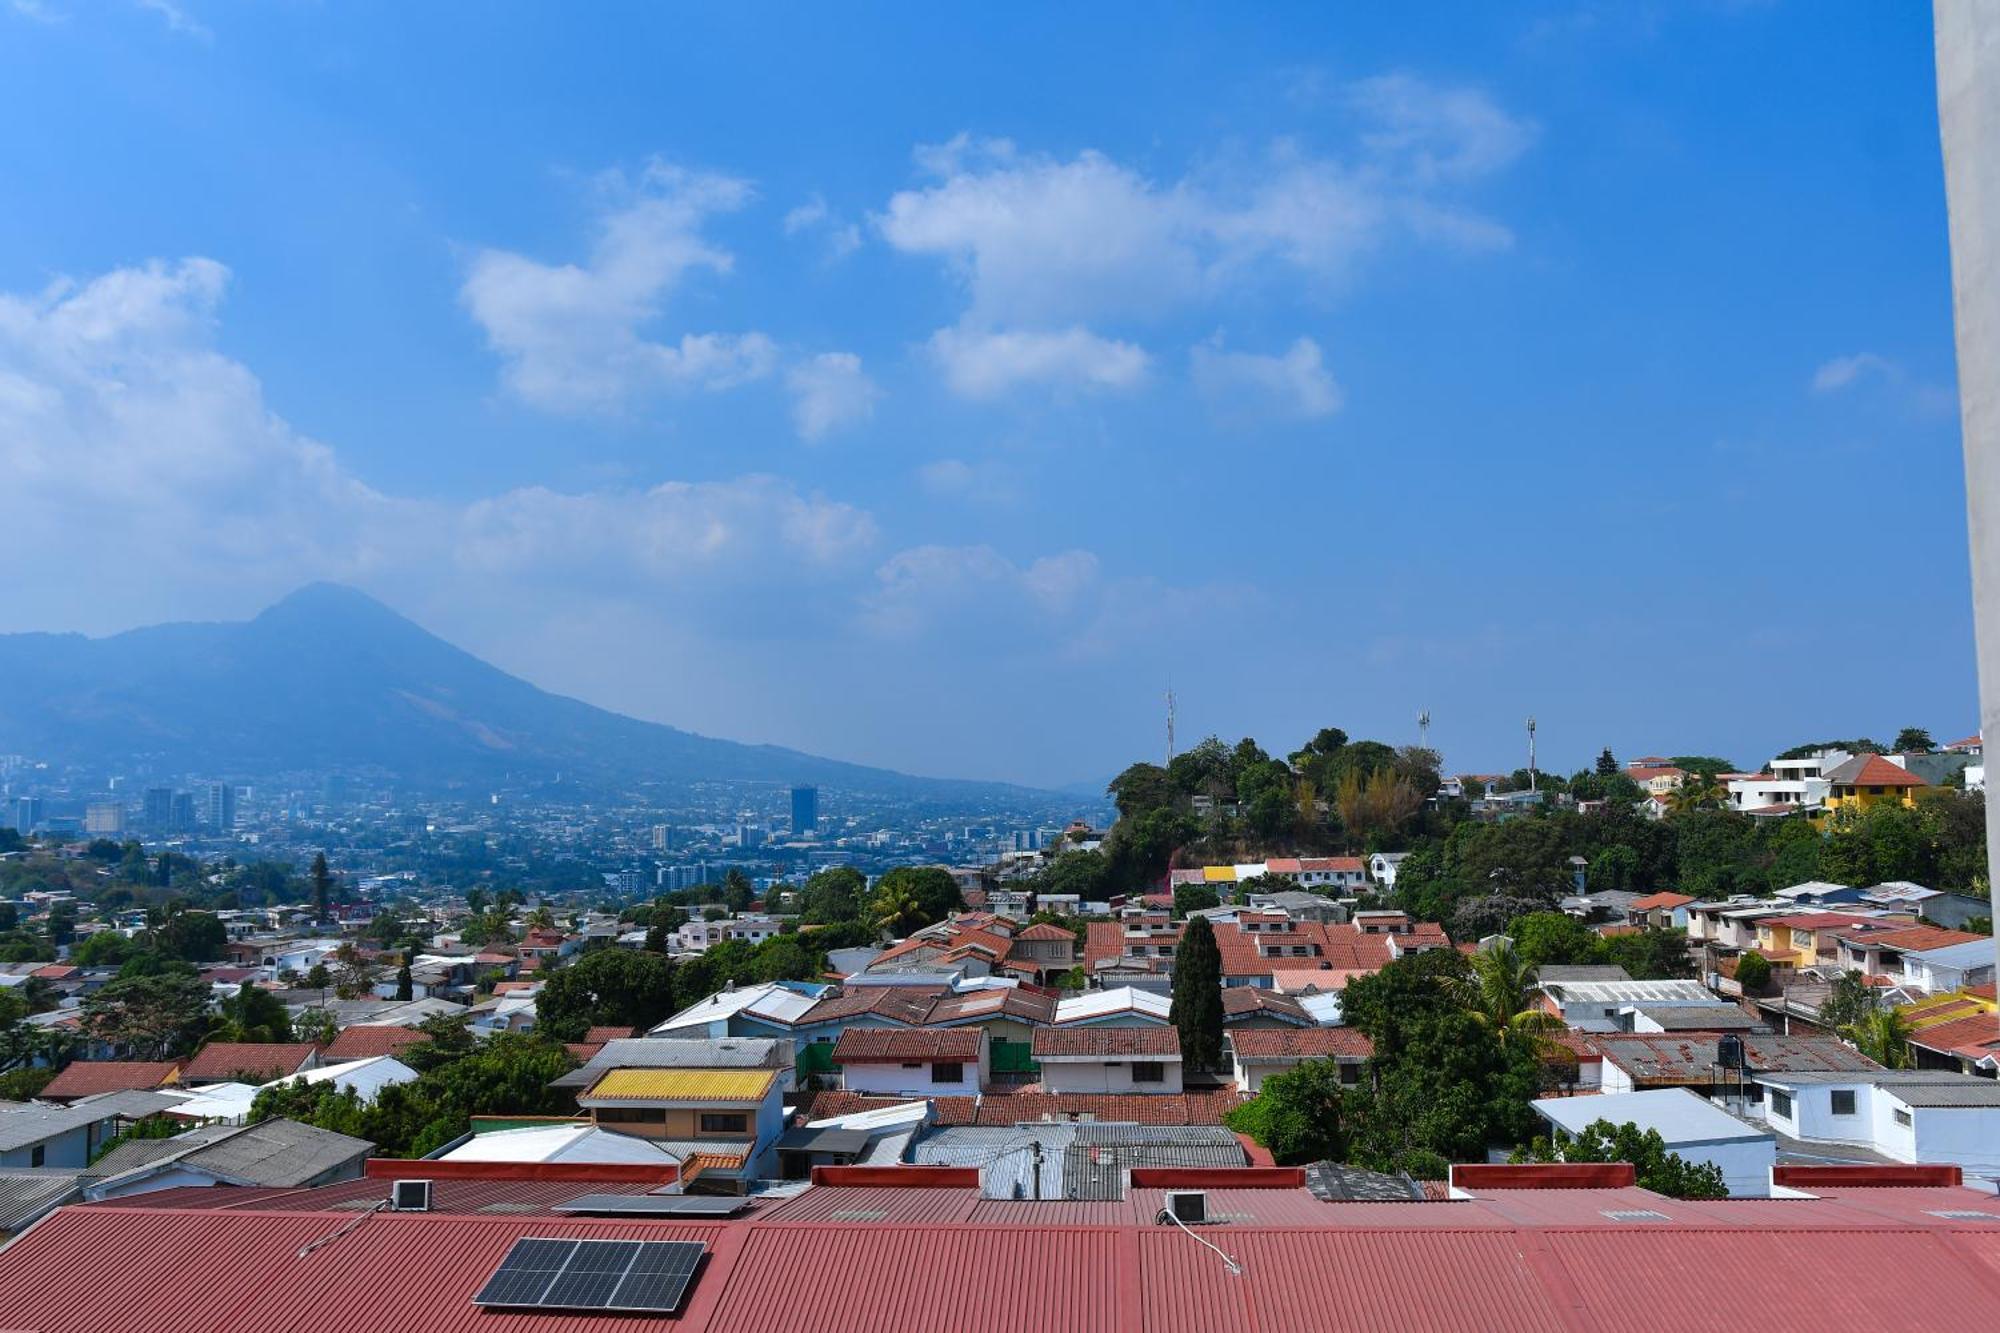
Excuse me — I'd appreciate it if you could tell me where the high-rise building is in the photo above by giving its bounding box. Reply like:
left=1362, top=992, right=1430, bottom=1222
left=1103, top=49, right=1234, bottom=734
left=84, top=803, right=126, bottom=836
left=143, top=787, right=176, bottom=828
left=10, top=796, right=44, bottom=832
left=791, top=785, right=819, bottom=835
left=203, top=782, right=237, bottom=832
left=170, top=792, right=197, bottom=830
left=651, top=824, right=672, bottom=851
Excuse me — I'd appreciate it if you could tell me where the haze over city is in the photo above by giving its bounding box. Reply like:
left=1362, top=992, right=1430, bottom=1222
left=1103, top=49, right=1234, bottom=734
left=0, top=2, right=1973, bottom=788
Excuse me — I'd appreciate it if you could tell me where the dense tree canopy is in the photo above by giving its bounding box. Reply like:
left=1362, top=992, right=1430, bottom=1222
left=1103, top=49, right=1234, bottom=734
left=534, top=949, right=680, bottom=1041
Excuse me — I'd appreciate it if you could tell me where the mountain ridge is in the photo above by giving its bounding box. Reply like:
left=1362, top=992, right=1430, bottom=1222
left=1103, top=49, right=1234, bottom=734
left=0, top=584, right=1057, bottom=801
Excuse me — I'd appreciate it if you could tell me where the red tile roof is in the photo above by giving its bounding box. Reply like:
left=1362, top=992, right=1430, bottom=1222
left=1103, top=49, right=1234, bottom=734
left=1297, top=857, right=1365, bottom=873
left=1014, top=922, right=1075, bottom=942
left=584, top=1026, right=640, bottom=1043
left=179, top=1041, right=319, bottom=1083
left=1844, top=925, right=1988, bottom=954
left=1083, top=919, right=1435, bottom=981
left=38, top=1060, right=180, bottom=1101
left=1219, top=988, right=1311, bottom=1024
left=321, top=1025, right=425, bottom=1060
left=794, top=1091, right=980, bottom=1125
left=1831, top=755, right=1926, bottom=788
left=1227, top=1028, right=1373, bottom=1060
left=832, top=1028, right=982, bottom=1063
left=1629, top=892, right=1695, bottom=910
left=1030, top=1027, right=1180, bottom=1058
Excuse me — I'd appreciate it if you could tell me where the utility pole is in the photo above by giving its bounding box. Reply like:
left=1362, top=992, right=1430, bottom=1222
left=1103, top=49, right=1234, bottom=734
left=1165, top=683, right=1177, bottom=768
left=1527, top=716, right=1538, bottom=794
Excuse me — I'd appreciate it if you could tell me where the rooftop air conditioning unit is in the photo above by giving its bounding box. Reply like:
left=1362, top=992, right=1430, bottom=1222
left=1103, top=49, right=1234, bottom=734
left=390, top=1179, right=433, bottom=1212
left=1165, top=1190, right=1208, bottom=1224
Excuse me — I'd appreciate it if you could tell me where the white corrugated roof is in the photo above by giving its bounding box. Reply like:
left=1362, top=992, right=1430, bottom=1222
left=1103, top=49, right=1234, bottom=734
left=651, top=981, right=823, bottom=1033
left=437, top=1123, right=684, bottom=1164
left=1053, top=986, right=1172, bottom=1024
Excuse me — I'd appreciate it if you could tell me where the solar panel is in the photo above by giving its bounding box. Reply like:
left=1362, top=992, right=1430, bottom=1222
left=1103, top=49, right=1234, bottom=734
left=608, top=1240, right=706, bottom=1312
left=472, top=1237, right=578, bottom=1308
left=551, top=1193, right=747, bottom=1217
left=473, top=1238, right=707, bottom=1313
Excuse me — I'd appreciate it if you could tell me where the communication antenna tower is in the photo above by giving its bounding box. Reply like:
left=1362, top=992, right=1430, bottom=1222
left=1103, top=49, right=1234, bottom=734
left=1417, top=710, right=1431, bottom=750
left=1527, top=716, right=1538, bottom=793
left=1166, top=683, right=1178, bottom=768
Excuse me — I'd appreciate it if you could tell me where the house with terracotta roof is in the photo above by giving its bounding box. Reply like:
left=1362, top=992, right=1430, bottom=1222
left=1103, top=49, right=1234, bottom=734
left=1032, top=1026, right=1182, bottom=1094
left=321, top=1024, right=425, bottom=1061
left=36, top=1060, right=181, bottom=1104
left=179, top=1041, right=320, bottom=1086
left=1836, top=924, right=1989, bottom=981
left=1627, top=891, right=1695, bottom=930
left=1227, top=1027, right=1371, bottom=1092
left=832, top=1028, right=987, bottom=1097
left=1591, top=1032, right=1880, bottom=1098
left=1907, top=1009, right=2000, bottom=1076
left=1822, top=754, right=1930, bottom=814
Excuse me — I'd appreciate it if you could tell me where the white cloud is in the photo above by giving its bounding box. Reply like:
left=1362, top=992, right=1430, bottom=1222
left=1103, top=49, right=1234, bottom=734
left=879, top=80, right=1531, bottom=397
left=917, top=458, right=1021, bottom=506
left=785, top=352, right=881, bottom=440
left=460, top=161, right=776, bottom=413
left=1812, top=352, right=1898, bottom=393
left=929, top=326, right=1148, bottom=399
left=864, top=544, right=1102, bottom=639
left=136, top=0, right=210, bottom=39
left=0, top=257, right=871, bottom=632
left=1190, top=336, right=1343, bottom=423
left=783, top=193, right=862, bottom=261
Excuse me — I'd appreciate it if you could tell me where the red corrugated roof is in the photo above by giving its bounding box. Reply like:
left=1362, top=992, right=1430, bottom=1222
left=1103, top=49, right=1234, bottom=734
left=9, top=1174, right=2000, bottom=1331
left=1627, top=892, right=1695, bottom=910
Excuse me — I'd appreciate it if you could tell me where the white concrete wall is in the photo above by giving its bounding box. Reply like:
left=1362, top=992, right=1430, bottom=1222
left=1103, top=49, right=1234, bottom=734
left=1040, top=1059, right=1184, bottom=1094
left=1675, top=1138, right=1774, bottom=1199
left=1937, top=0, right=2000, bottom=994
left=841, top=1052, right=985, bottom=1096
left=1910, top=1103, right=2000, bottom=1175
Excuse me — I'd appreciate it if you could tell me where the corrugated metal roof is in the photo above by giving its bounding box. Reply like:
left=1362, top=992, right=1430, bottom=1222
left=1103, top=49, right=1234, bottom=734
left=583, top=1069, right=775, bottom=1102
left=0, top=1169, right=84, bottom=1232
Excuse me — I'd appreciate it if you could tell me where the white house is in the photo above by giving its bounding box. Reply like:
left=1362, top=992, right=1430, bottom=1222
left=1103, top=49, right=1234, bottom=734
left=1531, top=1087, right=1775, bottom=1197
left=1898, top=939, right=1998, bottom=994
left=831, top=1028, right=986, bottom=1097
left=1031, top=1026, right=1182, bottom=1094
left=1367, top=852, right=1410, bottom=889
left=675, top=914, right=784, bottom=953
left=1753, top=1070, right=2000, bottom=1179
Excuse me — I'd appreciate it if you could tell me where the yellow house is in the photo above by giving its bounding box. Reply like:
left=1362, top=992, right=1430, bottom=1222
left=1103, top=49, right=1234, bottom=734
left=1821, top=754, right=1928, bottom=814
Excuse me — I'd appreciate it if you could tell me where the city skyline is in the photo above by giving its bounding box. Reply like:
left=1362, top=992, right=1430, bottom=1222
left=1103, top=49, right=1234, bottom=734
left=0, top=2, right=1973, bottom=788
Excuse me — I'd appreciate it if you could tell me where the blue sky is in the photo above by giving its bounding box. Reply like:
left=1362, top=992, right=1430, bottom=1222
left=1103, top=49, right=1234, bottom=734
left=0, top=1, right=1972, bottom=788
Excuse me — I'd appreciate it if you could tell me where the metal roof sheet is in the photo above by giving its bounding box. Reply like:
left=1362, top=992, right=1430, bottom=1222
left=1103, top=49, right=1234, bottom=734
left=583, top=1069, right=776, bottom=1103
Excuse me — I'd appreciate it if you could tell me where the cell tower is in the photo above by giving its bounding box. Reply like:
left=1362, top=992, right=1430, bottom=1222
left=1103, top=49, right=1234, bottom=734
left=1527, top=716, right=1538, bottom=793
left=1417, top=710, right=1431, bottom=750
left=1165, top=683, right=1178, bottom=767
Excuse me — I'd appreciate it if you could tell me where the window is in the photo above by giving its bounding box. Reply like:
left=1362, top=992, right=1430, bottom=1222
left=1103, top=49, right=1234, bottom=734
left=1770, top=1089, right=1794, bottom=1118
left=901, top=1061, right=922, bottom=1069
left=1894, top=1108, right=1912, bottom=1128
left=596, top=1107, right=665, bottom=1126
left=29, top=1145, right=43, bottom=1167
left=1339, top=1062, right=1361, bottom=1086
left=931, top=1062, right=964, bottom=1083
left=699, top=1113, right=749, bottom=1134
left=1830, top=1090, right=1857, bottom=1116
left=1131, top=1061, right=1165, bottom=1084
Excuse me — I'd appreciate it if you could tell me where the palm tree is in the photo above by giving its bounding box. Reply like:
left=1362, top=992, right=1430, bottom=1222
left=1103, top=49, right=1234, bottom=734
left=1668, top=776, right=1727, bottom=815
left=874, top=886, right=925, bottom=938
left=1447, top=940, right=1567, bottom=1059
left=1848, top=1007, right=1914, bottom=1069
left=525, top=906, right=555, bottom=930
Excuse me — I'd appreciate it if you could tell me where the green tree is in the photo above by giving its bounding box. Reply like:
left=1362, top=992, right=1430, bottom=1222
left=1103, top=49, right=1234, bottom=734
left=1818, top=970, right=1880, bottom=1033
left=71, top=931, right=141, bottom=968
left=1512, top=1119, right=1727, bottom=1199
left=1733, top=950, right=1772, bottom=993
left=395, top=964, right=414, bottom=1002
left=1595, top=748, right=1618, bottom=777
left=215, top=980, right=293, bottom=1044
left=310, top=853, right=334, bottom=925
left=868, top=867, right=963, bottom=932
left=1507, top=912, right=1605, bottom=971
left=159, top=911, right=226, bottom=963
left=1169, top=915, right=1224, bottom=1072
left=1850, top=1007, right=1913, bottom=1069
left=1224, top=1057, right=1349, bottom=1163
left=533, top=949, right=679, bottom=1042
left=799, top=866, right=867, bottom=924
left=1450, top=939, right=1567, bottom=1058
left=1173, top=884, right=1220, bottom=918
left=81, top=974, right=213, bottom=1060
left=1893, top=728, right=1936, bottom=754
